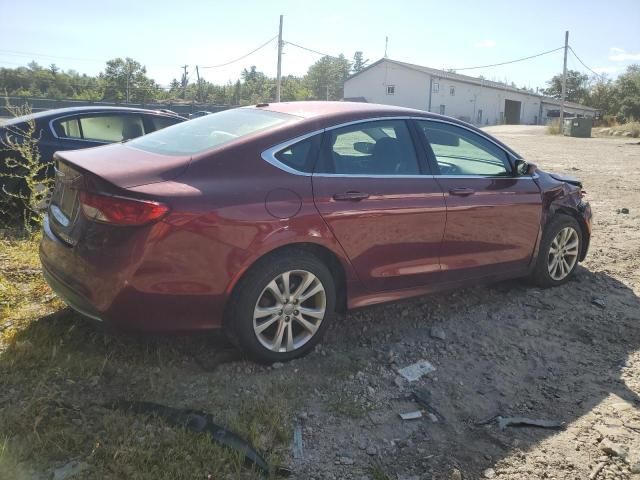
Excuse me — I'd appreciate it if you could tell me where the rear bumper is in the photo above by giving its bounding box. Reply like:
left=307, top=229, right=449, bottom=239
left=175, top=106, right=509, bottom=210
left=40, top=214, right=226, bottom=332
left=40, top=215, right=103, bottom=321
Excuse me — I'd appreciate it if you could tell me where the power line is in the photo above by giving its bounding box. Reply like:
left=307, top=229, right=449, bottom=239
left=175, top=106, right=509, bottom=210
left=200, top=36, right=278, bottom=69
left=284, top=41, right=339, bottom=59
left=568, top=46, right=605, bottom=79
left=449, top=46, right=564, bottom=71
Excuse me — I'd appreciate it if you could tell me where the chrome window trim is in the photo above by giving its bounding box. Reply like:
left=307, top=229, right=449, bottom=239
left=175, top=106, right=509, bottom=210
left=260, top=115, right=522, bottom=179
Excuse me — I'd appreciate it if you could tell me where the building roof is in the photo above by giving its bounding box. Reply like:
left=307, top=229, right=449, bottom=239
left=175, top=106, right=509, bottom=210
left=348, top=58, right=597, bottom=111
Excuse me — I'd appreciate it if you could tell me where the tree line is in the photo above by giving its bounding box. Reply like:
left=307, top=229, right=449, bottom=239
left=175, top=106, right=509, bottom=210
left=0, top=52, right=369, bottom=106
left=541, top=65, right=640, bottom=122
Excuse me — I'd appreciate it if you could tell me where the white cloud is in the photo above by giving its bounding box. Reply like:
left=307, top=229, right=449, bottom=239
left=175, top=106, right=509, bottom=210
left=609, top=47, right=640, bottom=61
left=474, top=39, right=496, bottom=48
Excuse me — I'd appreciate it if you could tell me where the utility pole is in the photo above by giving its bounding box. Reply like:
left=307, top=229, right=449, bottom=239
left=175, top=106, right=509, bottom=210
left=276, top=14, right=283, bottom=102
left=384, top=36, right=388, bottom=57
left=181, top=64, right=189, bottom=98
left=559, top=30, right=569, bottom=128
left=195, top=65, right=201, bottom=103
left=125, top=61, right=130, bottom=104
left=326, top=85, right=329, bottom=101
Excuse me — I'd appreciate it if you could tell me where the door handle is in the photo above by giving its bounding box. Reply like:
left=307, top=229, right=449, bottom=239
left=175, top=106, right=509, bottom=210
left=449, top=187, right=475, bottom=196
left=333, top=191, right=370, bottom=201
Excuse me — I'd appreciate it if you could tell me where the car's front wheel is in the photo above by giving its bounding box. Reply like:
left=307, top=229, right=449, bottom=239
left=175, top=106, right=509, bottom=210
left=226, top=250, right=336, bottom=363
left=530, top=215, right=583, bottom=287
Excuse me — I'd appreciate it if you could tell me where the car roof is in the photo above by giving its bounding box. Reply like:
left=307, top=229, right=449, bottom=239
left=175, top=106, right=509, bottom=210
left=258, top=101, right=427, bottom=120
left=2, top=106, right=183, bottom=125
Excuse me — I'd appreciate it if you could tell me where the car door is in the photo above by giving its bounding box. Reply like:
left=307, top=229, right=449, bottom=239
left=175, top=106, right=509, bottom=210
left=312, top=118, right=447, bottom=292
left=415, top=119, right=542, bottom=282
left=52, top=113, right=146, bottom=150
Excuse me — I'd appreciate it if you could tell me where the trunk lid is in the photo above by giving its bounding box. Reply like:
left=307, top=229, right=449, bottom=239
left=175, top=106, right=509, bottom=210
left=57, top=142, right=191, bottom=189
left=48, top=144, right=188, bottom=245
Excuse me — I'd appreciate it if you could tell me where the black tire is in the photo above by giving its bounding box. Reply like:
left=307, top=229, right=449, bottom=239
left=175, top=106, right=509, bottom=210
left=225, top=249, right=336, bottom=363
left=530, top=215, right=583, bottom=288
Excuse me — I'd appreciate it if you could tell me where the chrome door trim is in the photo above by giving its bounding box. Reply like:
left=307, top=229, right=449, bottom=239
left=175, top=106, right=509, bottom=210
left=260, top=115, right=522, bottom=178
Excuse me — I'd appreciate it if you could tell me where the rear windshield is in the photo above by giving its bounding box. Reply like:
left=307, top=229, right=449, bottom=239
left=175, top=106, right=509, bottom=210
left=127, top=108, right=298, bottom=156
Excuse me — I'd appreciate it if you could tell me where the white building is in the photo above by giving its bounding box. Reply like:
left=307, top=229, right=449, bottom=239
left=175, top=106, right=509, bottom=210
left=344, top=58, right=597, bottom=126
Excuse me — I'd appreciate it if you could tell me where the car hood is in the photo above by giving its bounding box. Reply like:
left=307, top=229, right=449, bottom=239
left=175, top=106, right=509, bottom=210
left=55, top=142, right=191, bottom=188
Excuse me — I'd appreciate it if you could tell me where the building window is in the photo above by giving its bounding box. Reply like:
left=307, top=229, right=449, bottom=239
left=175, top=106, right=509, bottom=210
left=439, top=105, right=446, bottom=115
left=449, top=86, right=455, bottom=96
left=477, top=109, right=483, bottom=123
left=386, top=85, right=395, bottom=95
left=432, top=82, right=439, bottom=93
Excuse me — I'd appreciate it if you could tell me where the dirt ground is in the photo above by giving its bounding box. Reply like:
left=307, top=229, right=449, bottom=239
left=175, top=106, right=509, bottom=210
left=1, top=126, right=639, bottom=480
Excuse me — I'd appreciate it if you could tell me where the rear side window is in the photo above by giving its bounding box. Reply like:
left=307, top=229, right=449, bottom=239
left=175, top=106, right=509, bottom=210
left=316, top=120, right=420, bottom=175
left=148, top=115, right=183, bottom=132
left=274, top=134, right=322, bottom=173
left=129, top=108, right=298, bottom=156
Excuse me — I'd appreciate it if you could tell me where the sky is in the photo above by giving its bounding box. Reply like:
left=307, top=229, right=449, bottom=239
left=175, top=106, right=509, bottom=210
left=1, top=0, right=639, bottom=91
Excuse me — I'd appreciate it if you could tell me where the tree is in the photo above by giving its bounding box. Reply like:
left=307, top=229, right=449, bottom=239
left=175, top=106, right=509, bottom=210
left=541, top=70, right=590, bottom=104
left=352, top=51, right=369, bottom=74
left=614, top=64, right=640, bottom=121
left=304, top=54, right=351, bottom=100
left=100, top=57, right=159, bottom=104
left=587, top=75, right=617, bottom=114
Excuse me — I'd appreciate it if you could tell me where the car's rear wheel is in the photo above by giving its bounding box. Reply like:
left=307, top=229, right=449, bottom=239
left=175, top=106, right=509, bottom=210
left=530, top=215, right=582, bottom=287
left=226, top=250, right=335, bottom=363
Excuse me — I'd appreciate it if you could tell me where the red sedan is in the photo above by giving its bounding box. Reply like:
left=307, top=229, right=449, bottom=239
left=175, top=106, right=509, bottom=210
left=40, top=102, right=592, bottom=362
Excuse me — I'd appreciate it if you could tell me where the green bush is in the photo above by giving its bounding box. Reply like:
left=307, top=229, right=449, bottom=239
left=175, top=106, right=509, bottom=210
left=0, top=101, right=51, bottom=233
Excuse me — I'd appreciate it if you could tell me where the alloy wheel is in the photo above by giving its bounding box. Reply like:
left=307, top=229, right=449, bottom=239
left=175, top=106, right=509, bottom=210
left=253, top=270, right=327, bottom=353
left=547, top=226, right=579, bottom=281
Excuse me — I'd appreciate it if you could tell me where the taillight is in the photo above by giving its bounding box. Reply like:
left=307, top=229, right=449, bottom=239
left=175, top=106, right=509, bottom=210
left=79, top=191, right=169, bottom=226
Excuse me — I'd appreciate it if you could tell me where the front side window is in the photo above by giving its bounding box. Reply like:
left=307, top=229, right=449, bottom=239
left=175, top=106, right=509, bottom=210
left=80, top=115, right=145, bottom=142
left=316, top=120, right=420, bottom=175
left=148, top=115, right=183, bottom=132
left=129, top=108, right=298, bottom=156
left=418, top=120, right=510, bottom=176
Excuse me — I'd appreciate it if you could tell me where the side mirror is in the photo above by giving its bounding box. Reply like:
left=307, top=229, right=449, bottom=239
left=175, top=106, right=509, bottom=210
left=514, top=159, right=537, bottom=176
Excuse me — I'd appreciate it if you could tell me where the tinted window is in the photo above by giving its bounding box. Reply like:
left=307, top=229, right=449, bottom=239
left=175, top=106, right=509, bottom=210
left=129, top=108, right=298, bottom=156
left=56, top=115, right=145, bottom=142
left=148, top=115, right=183, bottom=132
left=317, top=120, right=419, bottom=175
left=418, top=121, right=510, bottom=176
left=274, top=134, right=321, bottom=173
left=57, top=118, right=81, bottom=138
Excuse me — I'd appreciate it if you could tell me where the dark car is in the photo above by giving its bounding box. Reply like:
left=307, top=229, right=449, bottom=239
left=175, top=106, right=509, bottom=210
left=0, top=106, right=185, bottom=175
left=39, top=102, right=592, bottom=363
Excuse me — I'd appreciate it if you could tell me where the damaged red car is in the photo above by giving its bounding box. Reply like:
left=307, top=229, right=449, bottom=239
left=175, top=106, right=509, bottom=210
left=40, top=102, right=592, bottom=362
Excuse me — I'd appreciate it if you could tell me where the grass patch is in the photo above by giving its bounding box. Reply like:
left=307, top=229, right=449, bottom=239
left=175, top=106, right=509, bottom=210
left=0, top=232, right=296, bottom=479
left=594, top=121, right=640, bottom=138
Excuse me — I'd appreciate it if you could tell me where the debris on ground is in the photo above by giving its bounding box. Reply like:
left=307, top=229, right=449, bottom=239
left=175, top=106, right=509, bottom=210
left=292, top=423, right=304, bottom=460
left=412, top=387, right=445, bottom=421
left=477, top=415, right=564, bottom=430
left=591, top=298, right=606, bottom=309
left=430, top=325, right=447, bottom=341
left=52, top=460, right=90, bottom=480
left=399, top=410, right=423, bottom=420
left=397, top=360, right=436, bottom=382
left=588, top=461, right=607, bottom=480
left=599, top=438, right=628, bottom=458
left=617, top=207, right=630, bottom=214
left=106, top=400, right=282, bottom=476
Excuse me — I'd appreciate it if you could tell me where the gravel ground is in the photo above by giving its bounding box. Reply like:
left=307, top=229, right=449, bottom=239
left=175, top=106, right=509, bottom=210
left=277, top=126, right=640, bottom=479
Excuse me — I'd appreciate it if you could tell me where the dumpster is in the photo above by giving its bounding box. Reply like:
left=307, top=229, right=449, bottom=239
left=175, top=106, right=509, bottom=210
left=563, top=117, right=592, bottom=138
